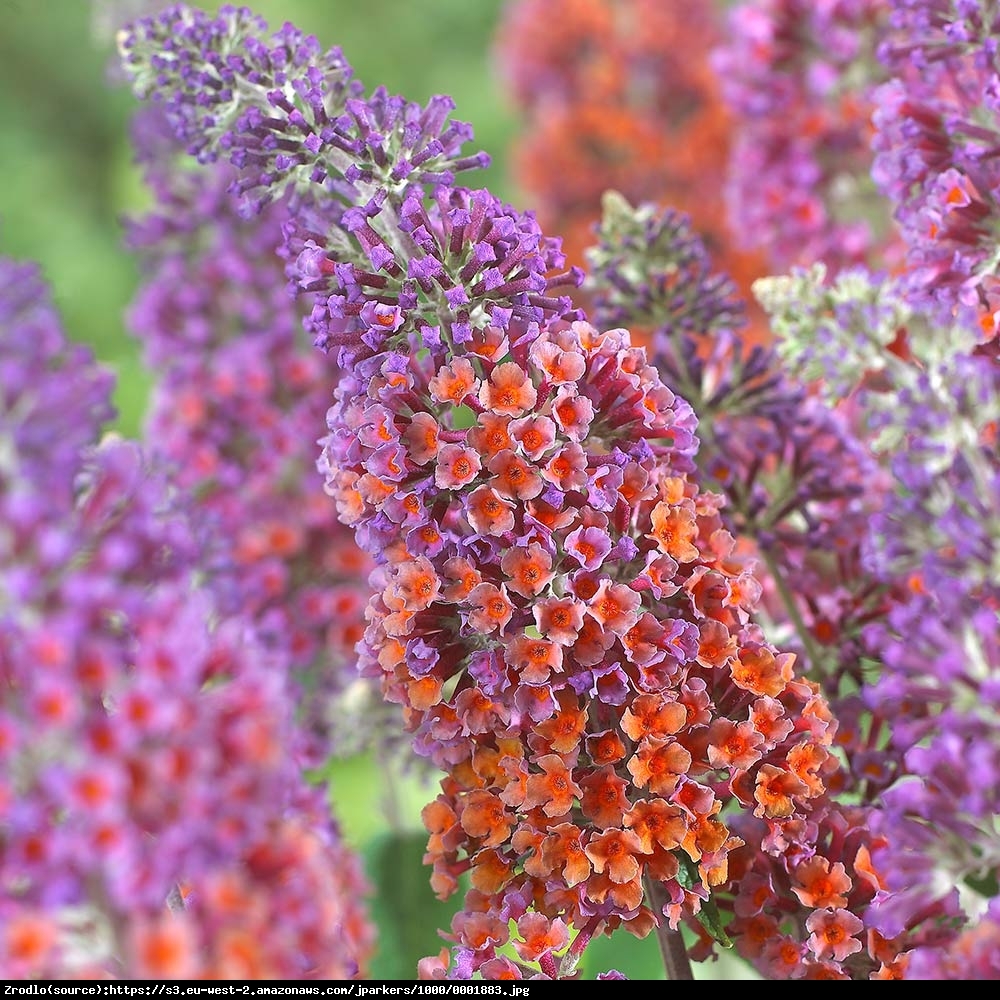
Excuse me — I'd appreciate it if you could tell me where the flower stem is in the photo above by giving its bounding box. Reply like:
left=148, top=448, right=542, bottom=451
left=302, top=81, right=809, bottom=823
left=643, top=876, right=694, bottom=981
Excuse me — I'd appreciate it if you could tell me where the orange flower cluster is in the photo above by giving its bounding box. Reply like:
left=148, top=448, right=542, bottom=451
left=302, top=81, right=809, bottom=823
left=494, top=0, right=767, bottom=332
left=325, top=318, right=840, bottom=976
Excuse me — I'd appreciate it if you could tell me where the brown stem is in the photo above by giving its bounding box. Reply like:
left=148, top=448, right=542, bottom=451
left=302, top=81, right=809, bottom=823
left=644, top=876, right=695, bottom=981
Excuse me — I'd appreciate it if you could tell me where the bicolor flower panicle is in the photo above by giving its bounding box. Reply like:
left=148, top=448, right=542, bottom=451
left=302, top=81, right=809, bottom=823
left=714, top=0, right=894, bottom=272
left=0, top=256, right=372, bottom=978
left=117, top=5, right=874, bottom=978
left=319, top=310, right=850, bottom=976
left=873, top=0, right=1000, bottom=337
left=126, top=106, right=378, bottom=763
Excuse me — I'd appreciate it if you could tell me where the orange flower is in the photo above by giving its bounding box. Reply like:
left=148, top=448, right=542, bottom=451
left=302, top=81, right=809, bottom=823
left=868, top=930, right=908, bottom=979
left=505, top=634, right=564, bottom=685
left=510, top=413, right=557, bottom=459
left=732, top=646, right=796, bottom=697
left=388, top=556, right=440, bottom=611
left=573, top=613, right=616, bottom=666
left=734, top=913, right=781, bottom=959
left=357, top=471, right=395, bottom=508
left=460, top=790, right=515, bottom=849
left=526, top=495, right=577, bottom=532
left=529, top=339, right=586, bottom=384
left=618, top=462, right=655, bottom=506
left=468, top=411, right=513, bottom=458
left=522, top=753, right=582, bottom=817
left=441, top=556, right=482, bottom=601
left=644, top=846, right=681, bottom=886
left=533, top=595, right=585, bottom=645
left=649, top=501, right=699, bottom=561
left=706, top=718, right=765, bottom=772
left=513, top=913, right=569, bottom=963
left=435, top=443, right=482, bottom=489
left=681, top=807, right=730, bottom=862
left=467, top=485, right=516, bottom=536
left=551, top=385, right=595, bottom=440
left=620, top=693, right=686, bottom=741
left=724, top=570, right=763, bottom=615
left=621, top=612, right=667, bottom=666
left=673, top=778, right=717, bottom=818
left=455, top=688, right=504, bottom=736
left=627, top=737, right=692, bottom=795
left=428, top=357, right=479, bottom=405
left=542, top=441, right=589, bottom=490
left=500, top=542, right=555, bottom=598
left=470, top=848, right=515, bottom=894
left=407, top=675, right=442, bottom=711
left=468, top=583, right=515, bottom=635
left=467, top=325, right=510, bottom=364
left=473, top=737, right=524, bottom=789
left=540, top=822, right=592, bottom=887
left=749, top=695, right=794, bottom=745
left=792, top=857, right=852, bottom=909
left=585, top=871, right=644, bottom=911
left=854, top=842, right=887, bottom=893
left=624, top=799, right=687, bottom=854
left=401, top=412, right=440, bottom=464
left=587, top=578, right=641, bottom=634
left=585, top=828, right=646, bottom=883
left=585, top=728, right=626, bottom=767
left=512, top=824, right=551, bottom=878
left=454, top=911, right=510, bottom=951
left=479, top=361, right=537, bottom=416
left=534, top=690, right=588, bottom=752
left=786, top=741, right=830, bottom=796
left=580, top=766, right=631, bottom=828
left=498, top=755, right=530, bottom=809
left=696, top=619, right=738, bottom=668
left=763, top=937, right=806, bottom=979
left=636, top=551, right=681, bottom=599
left=488, top=449, right=544, bottom=500
left=805, top=908, right=864, bottom=963
left=754, top=764, right=810, bottom=819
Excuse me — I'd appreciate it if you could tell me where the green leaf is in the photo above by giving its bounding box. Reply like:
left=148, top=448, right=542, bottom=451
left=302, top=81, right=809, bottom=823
left=673, top=853, right=733, bottom=949
left=694, top=896, right=733, bottom=950
left=674, top=851, right=700, bottom=890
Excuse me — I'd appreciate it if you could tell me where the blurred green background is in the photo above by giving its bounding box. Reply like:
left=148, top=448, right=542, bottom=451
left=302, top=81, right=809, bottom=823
left=0, top=0, right=752, bottom=980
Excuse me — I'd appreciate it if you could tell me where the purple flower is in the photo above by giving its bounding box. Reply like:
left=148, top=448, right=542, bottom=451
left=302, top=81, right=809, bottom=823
left=119, top=4, right=487, bottom=216
left=713, top=0, right=892, bottom=271
left=872, top=0, right=1000, bottom=333
left=126, top=112, right=381, bottom=763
